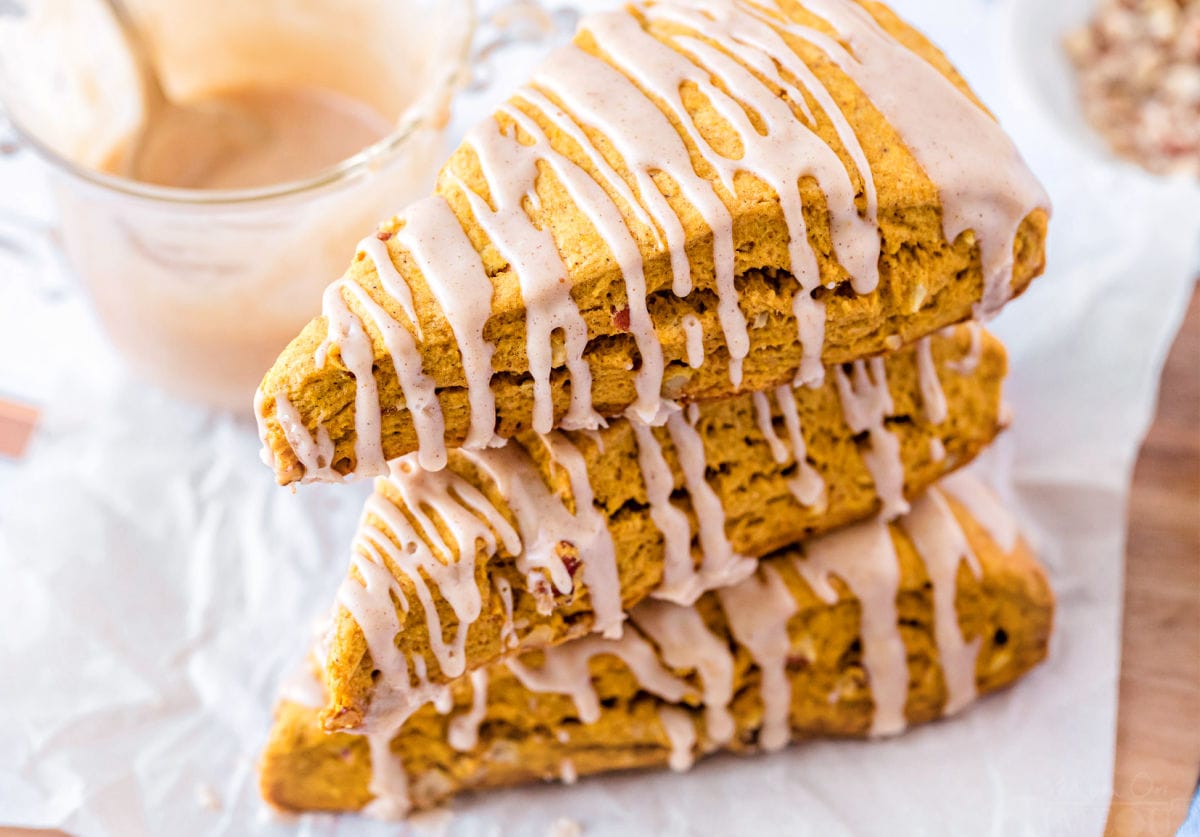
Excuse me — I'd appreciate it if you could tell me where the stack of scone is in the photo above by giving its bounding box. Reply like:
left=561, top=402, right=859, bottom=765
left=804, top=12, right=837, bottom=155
left=252, top=0, right=1054, bottom=818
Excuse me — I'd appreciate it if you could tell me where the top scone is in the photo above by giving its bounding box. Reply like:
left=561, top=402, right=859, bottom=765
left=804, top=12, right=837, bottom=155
left=254, top=0, right=1049, bottom=486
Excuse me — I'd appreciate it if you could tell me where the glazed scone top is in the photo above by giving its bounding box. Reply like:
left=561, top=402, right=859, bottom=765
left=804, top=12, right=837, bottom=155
left=344, top=473, right=1021, bottom=816
left=255, top=0, right=1048, bottom=484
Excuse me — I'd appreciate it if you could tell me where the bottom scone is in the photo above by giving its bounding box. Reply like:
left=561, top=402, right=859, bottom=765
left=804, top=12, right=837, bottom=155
left=260, top=476, right=1053, bottom=817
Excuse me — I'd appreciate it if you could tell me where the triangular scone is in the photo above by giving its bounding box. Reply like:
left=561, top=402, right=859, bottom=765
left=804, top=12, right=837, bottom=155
left=254, top=0, right=1049, bottom=485
left=260, top=478, right=1054, bottom=816
left=317, top=326, right=1008, bottom=733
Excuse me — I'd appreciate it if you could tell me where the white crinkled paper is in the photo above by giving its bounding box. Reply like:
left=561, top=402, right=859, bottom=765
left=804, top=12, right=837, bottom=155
left=1, top=1, right=1198, bottom=834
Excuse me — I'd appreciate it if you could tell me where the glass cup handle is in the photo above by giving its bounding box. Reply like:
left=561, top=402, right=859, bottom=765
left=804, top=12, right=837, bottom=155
left=467, top=0, right=580, bottom=91
left=0, top=112, right=72, bottom=300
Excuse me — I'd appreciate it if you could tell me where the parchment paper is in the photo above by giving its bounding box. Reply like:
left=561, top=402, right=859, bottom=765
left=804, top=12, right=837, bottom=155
left=1, top=1, right=1197, bottom=834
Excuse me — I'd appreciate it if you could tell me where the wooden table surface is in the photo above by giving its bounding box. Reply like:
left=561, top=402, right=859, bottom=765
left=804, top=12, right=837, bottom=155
left=1105, top=285, right=1200, bottom=836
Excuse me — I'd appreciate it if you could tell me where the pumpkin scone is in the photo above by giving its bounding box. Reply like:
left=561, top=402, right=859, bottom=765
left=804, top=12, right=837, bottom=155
left=317, top=325, right=1007, bottom=735
left=260, top=477, right=1054, bottom=816
left=253, top=0, right=1049, bottom=486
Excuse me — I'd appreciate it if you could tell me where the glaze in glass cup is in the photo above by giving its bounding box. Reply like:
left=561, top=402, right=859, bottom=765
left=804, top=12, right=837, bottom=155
left=0, top=0, right=474, bottom=411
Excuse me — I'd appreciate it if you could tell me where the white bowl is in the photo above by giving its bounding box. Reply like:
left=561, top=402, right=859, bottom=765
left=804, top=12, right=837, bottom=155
left=1003, top=0, right=1200, bottom=188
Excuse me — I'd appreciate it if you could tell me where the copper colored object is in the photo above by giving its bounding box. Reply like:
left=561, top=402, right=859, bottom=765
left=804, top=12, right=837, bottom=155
left=0, top=398, right=38, bottom=459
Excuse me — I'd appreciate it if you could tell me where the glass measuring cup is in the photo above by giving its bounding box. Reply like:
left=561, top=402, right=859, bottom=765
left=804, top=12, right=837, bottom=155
left=0, top=0, right=474, bottom=412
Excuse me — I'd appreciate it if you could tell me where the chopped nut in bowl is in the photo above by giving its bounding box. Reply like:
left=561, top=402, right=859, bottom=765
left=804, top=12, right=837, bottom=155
left=1065, top=0, right=1200, bottom=178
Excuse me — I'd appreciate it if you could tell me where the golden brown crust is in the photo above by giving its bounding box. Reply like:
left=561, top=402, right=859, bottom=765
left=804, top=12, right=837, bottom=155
left=255, top=0, right=1049, bottom=485
left=260, top=492, right=1055, bottom=814
left=320, top=326, right=1007, bottom=732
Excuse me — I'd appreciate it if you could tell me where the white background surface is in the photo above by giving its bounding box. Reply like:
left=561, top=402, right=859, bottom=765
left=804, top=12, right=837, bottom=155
left=1, top=0, right=1198, bottom=835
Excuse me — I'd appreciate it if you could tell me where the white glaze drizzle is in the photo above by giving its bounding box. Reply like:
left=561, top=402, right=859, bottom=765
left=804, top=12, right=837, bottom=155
left=363, top=731, right=410, bottom=820
left=929, top=437, right=946, bottom=464
left=757, top=0, right=1049, bottom=319
left=459, top=439, right=625, bottom=635
left=359, top=236, right=421, bottom=337
left=753, top=391, right=791, bottom=464
left=421, top=656, right=455, bottom=716
left=336, top=539, right=451, bottom=738
left=901, top=489, right=983, bottom=715
left=580, top=427, right=606, bottom=453
left=447, top=670, right=490, bottom=752
left=530, top=49, right=695, bottom=303
left=512, top=87, right=664, bottom=250
left=797, top=518, right=907, bottom=737
left=497, top=103, right=666, bottom=425
left=752, top=388, right=826, bottom=509
left=632, top=600, right=737, bottom=745
left=833, top=358, right=909, bottom=519
left=775, top=385, right=827, bottom=509
left=559, top=759, right=578, bottom=785
left=320, top=278, right=447, bottom=474
left=541, top=434, right=625, bottom=638
left=584, top=10, right=835, bottom=386
left=314, top=285, right=387, bottom=478
left=717, top=564, right=797, bottom=751
left=658, top=706, right=698, bottom=771
left=458, top=445, right=581, bottom=603
left=915, top=337, right=948, bottom=424
left=275, top=201, right=490, bottom=478
left=390, top=196, right=500, bottom=449
left=681, top=314, right=705, bottom=369
left=338, top=544, right=411, bottom=726
left=939, top=472, right=1019, bottom=553
left=585, top=8, right=865, bottom=387
left=628, top=420, right=696, bottom=599
left=350, top=283, right=445, bottom=472
left=495, top=575, right=517, bottom=649
left=456, top=116, right=601, bottom=434
left=253, top=388, right=276, bottom=469
left=506, top=631, right=689, bottom=723
left=273, top=391, right=338, bottom=480
left=533, top=44, right=748, bottom=386
left=640, top=1, right=882, bottom=386
left=362, top=457, right=521, bottom=683
left=662, top=410, right=757, bottom=602
left=334, top=457, right=519, bottom=733
left=648, top=0, right=881, bottom=290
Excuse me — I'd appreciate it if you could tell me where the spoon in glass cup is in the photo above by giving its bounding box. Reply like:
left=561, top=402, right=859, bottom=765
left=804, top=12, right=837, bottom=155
left=102, top=0, right=266, bottom=187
